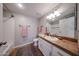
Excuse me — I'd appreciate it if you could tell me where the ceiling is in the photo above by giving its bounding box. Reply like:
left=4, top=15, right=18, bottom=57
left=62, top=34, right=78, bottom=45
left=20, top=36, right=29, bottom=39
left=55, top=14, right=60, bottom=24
left=3, top=3, right=75, bottom=19
left=3, top=3, right=59, bottom=19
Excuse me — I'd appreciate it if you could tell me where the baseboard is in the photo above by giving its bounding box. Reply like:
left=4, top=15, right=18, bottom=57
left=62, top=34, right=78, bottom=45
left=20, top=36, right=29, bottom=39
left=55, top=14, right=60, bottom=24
left=14, top=42, right=33, bottom=48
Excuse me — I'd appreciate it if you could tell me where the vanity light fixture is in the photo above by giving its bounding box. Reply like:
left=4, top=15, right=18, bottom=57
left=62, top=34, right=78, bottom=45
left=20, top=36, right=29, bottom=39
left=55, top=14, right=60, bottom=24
left=46, top=11, right=61, bottom=20
left=46, top=13, right=55, bottom=19
left=17, top=3, right=23, bottom=8
left=54, top=11, right=61, bottom=16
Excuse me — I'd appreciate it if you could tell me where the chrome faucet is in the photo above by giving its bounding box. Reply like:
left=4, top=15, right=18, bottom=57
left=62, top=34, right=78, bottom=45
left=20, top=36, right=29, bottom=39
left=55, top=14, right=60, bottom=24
left=0, top=42, right=7, bottom=46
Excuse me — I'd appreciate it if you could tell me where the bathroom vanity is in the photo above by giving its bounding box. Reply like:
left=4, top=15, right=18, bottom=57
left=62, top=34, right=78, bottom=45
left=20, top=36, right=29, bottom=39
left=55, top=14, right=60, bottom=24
left=0, top=43, right=13, bottom=56
left=38, top=34, right=78, bottom=56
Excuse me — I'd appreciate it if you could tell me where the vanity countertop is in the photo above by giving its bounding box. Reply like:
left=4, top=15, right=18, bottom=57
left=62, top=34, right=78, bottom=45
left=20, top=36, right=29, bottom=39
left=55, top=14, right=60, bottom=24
left=38, top=34, right=78, bottom=56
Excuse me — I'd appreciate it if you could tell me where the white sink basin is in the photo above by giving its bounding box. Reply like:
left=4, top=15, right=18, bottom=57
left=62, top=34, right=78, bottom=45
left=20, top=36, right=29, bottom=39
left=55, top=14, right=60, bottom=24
left=0, top=45, right=8, bottom=55
left=0, top=43, right=13, bottom=56
left=0, top=45, right=7, bottom=52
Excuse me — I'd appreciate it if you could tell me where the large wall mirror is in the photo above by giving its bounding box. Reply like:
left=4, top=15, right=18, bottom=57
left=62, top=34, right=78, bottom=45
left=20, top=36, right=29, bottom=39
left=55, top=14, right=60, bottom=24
left=47, top=3, right=77, bottom=40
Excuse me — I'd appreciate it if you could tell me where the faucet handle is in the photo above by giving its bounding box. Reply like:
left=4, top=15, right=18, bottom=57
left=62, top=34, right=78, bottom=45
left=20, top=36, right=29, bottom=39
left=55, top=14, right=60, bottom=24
left=3, top=41, right=7, bottom=45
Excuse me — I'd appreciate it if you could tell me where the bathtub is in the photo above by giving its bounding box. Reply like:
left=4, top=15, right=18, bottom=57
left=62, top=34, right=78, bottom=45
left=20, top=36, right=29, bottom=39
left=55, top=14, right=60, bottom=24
left=0, top=43, right=13, bottom=56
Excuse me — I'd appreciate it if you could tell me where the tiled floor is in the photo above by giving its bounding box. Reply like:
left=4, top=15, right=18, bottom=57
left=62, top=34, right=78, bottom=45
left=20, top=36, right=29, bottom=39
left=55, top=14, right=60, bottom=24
left=10, top=43, right=43, bottom=56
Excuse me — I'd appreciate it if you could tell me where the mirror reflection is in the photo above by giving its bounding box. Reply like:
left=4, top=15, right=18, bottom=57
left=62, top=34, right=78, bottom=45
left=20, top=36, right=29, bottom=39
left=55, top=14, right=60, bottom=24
left=39, top=3, right=77, bottom=40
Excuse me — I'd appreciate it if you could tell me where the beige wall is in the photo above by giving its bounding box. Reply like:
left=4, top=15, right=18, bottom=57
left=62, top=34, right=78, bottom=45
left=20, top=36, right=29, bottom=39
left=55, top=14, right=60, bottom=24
left=15, top=14, right=39, bottom=46
left=3, top=18, right=15, bottom=46
left=0, top=4, right=3, bottom=42
left=3, top=13, right=39, bottom=47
